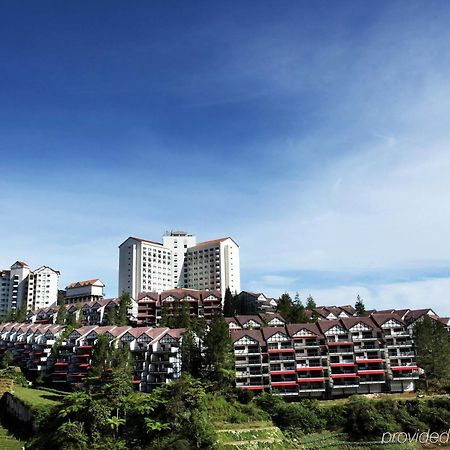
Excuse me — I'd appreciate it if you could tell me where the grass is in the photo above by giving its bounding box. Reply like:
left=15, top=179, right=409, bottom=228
left=0, top=425, right=25, bottom=450
left=295, top=431, right=422, bottom=449
left=12, top=385, right=64, bottom=408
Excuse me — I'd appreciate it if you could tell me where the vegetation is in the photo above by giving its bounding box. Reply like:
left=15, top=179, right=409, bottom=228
left=223, top=287, right=239, bottom=317
left=117, top=293, right=132, bottom=326
left=414, top=315, right=450, bottom=391
left=354, top=295, right=365, bottom=316
left=276, top=292, right=310, bottom=323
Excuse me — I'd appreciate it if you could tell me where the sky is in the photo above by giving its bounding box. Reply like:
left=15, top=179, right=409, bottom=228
left=1, top=1, right=450, bottom=315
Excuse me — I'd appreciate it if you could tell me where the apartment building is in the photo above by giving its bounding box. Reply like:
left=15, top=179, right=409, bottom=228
left=64, top=279, right=105, bottom=304
left=137, top=289, right=222, bottom=326
left=118, top=232, right=240, bottom=300
left=28, top=298, right=120, bottom=326
left=0, top=261, right=60, bottom=314
left=230, top=313, right=418, bottom=399
left=0, top=323, right=65, bottom=374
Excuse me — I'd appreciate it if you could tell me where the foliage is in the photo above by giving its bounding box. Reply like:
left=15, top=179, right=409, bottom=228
left=117, top=294, right=132, bottom=326
left=306, top=295, right=316, bottom=309
left=223, top=287, right=239, bottom=317
left=105, top=303, right=118, bottom=325
left=354, top=295, right=366, bottom=316
left=276, top=293, right=309, bottom=323
left=203, top=313, right=234, bottom=388
left=414, top=315, right=450, bottom=382
left=1, top=350, right=14, bottom=369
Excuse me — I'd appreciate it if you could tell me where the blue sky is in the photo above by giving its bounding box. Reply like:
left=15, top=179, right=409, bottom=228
left=1, top=1, right=450, bottom=315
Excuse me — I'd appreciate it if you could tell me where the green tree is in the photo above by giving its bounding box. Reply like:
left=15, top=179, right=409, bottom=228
left=306, top=295, right=316, bottom=309
left=277, top=293, right=293, bottom=320
left=355, top=295, right=366, bottom=316
left=414, top=315, right=450, bottom=383
left=15, top=300, right=28, bottom=322
left=203, top=314, right=234, bottom=384
left=181, top=329, right=202, bottom=378
left=1, top=350, right=14, bottom=369
left=223, top=287, right=235, bottom=317
left=290, top=300, right=309, bottom=323
left=55, top=304, right=67, bottom=325
left=160, top=302, right=170, bottom=326
left=89, top=333, right=111, bottom=377
left=117, top=294, right=132, bottom=326
left=105, top=303, right=117, bottom=325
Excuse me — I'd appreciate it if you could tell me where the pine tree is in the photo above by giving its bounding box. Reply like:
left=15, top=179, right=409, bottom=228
left=306, top=295, right=316, bottom=309
left=290, top=300, right=309, bottom=323
left=55, top=304, right=67, bottom=325
left=117, top=294, right=131, bottom=326
left=89, top=333, right=111, bottom=377
left=181, top=329, right=202, bottom=378
left=277, top=293, right=293, bottom=320
left=106, top=303, right=118, bottom=325
left=355, top=295, right=366, bottom=316
left=203, top=314, right=234, bottom=383
left=223, top=287, right=235, bottom=317
left=414, top=315, right=450, bottom=382
left=160, top=302, right=170, bottom=327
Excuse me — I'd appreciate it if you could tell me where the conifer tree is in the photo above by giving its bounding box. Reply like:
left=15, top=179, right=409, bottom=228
left=117, top=294, right=131, bottom=326
left=306, top=295, right=317, bottom=309
left=355, top=295, right=366, bottom=316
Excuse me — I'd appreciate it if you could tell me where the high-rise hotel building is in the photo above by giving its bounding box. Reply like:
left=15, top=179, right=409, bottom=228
left=118, top=231, right=240, bottom=299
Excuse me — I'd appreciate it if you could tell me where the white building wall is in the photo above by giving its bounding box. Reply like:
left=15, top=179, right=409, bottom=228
left=0, top=272, right=10, bottom=317
left=119, top=237, right=174, bottom=300
left=29, top=266, right=60, bottom=310
left=8, top=262, right=30, bottom=312
left=163, top=231, right=196, bottom=288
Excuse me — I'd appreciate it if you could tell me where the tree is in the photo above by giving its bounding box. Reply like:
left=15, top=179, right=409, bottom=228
left=117, top=293, right=132, bottom=326
left=181, top=329, right=202, bottom=378
left=355, top=295, right=366, bottom=316
left=223, top=287, right=235, bottom=317
left=1, top=350, right=14, bottom=369
left=55, top=304, right=67, bottom=325
left=105, top=303, right=117, bottom=325
left=160, top=302, right=170, bottom=327
left=15, top=300, right=28, bottom=323
left=290, top=301, right=309, bottom=323
left=306, top=295, right=316, bottom=309
left=89, top=333, right=111, bottom=377
left=277, top=293, right=293, bottom=320
left=203, top=314, right=234, bottom=384
left=414, top=315, right=450, bottom=383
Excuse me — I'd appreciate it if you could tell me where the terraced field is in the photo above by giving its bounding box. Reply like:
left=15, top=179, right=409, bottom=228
left=0, top=425, right=24, bottom=450
left=216, top=421, right=286, bottom=449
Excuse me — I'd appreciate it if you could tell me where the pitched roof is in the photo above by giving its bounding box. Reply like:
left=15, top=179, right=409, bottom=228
left=370, top=313, right=405, bottom=327
left=403, top=309, right=435, bottom=323
left=119, top=236, right=164, bottom=247
left=286, top=323, right=322, bottom=337
left=317, top=319, right=344, bottom=333
left=66, top=279, right=104, bottom=289
left=230, top=329, right=265, bottom=345
left=192, top=237, right=239, bottom=249
left=261, top=326, right=289, bottom=341
left=341, top=316, right=380, bottom=331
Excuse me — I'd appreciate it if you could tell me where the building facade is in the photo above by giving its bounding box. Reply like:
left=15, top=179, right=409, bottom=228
left=64, top=279, right=105, bottom=304
left=230, top=313, right=419, bottom=398
left=118, top=232, right=240, bottom=300
left=0, top=261, right=60, bottom=315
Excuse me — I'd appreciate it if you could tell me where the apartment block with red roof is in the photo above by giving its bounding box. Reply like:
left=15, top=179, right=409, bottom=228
left=318, top=320, right=359, bottom=396
left=232, top=329, right=268, bottom=393
left=288, top=323, right=328, bottom=397
left=371, top=314, right=419, bottom=392
left=342, top=317, right=386, bottom=393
